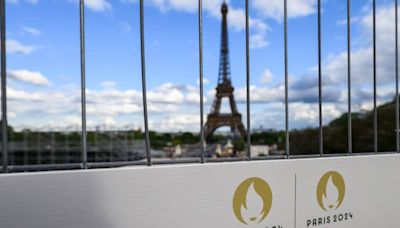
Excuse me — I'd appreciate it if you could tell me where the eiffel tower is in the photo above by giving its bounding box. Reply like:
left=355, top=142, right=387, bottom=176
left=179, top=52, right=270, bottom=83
left=204, top=1, right=247, bottom=140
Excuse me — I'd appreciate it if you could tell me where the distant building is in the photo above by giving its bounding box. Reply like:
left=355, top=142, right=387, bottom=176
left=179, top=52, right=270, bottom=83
left=175, top=144, right=182, bottom=157
left=250, top=145, right=270, bottom=157
left=215, top=140, right=235, bottom=157
left=215, top=144, right=222, bottom=157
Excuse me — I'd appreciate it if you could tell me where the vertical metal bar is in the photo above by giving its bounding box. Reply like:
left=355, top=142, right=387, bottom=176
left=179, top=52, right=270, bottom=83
left=318, top=0, right=323, bottom=156
left=94, top=128, right=97, bottom=162
left=1, top=0, right=7, bottom=173
left=245, top=0, right=251, bottom=160
left=198, top=0, right=205, bottom=163
left=395, top=0, right=399, bottom=153
left=37, top=131, right=41, bottom=164
left=140, top=0, right=152, bottom=166
left=347, top=0, right=352, bottom=155
left=284, top=0, right=290, bottom=158
left=23, top=131, right=27, bottom=165
left=373, top=0, right=378, bottom=153
left=80, top=0, right=88, bottom=169
left=51, top=130, right=55, bottom=164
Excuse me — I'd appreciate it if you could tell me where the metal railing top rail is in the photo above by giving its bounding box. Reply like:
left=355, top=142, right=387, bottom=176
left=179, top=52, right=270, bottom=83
left=1, top=0, right=400, bottom=173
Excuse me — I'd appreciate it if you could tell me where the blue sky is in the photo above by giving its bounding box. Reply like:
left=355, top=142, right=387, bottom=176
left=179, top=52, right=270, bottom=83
left=4, top=0, right=399, bottom=132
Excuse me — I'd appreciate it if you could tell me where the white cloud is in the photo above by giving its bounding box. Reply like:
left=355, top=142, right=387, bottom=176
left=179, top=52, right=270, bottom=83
left=7, top=39, right=36, bottom=55
left=6, top=81, right=207, bottom=131
left=336, top=16, right=361, bottom=26
left=23, top=26, right=42, bottom=36
left=103, top=116, right=117, bottom=126
left=260, top=69, right=273, bottom=84
left=323, top=5, right=397, bottom=99
left=250, top=34, right=268, bottom=49
left=290, top=103, right=319, bottom=123
left=263, top=3, right=399, bottom=126
left=68, top=0, right=111, bottom=12
left=235, top=85, right=283, bottom=104
left=196, top=78, right=209, bottom=85
left=148, top=83, right=185, bottom=104
left=86, top=82, right=203, bottom=116
left=7, top=87, right=46, bottom=101
left=150, top=113, right=200, bottom=132
left=100, top=81, right=116, bottom=89
left=0, top=78, right=350, bottom=131
left=7, top=0, right=38, bottom=4
left=85, top=0, right=111, bottom=12
left=252, top=0, right=316, bottom=21
left=8, top=69, right=51, bottom=86
left=54, top=116, right=82, bottom=128
left=119, top=21, right=132, bottom=32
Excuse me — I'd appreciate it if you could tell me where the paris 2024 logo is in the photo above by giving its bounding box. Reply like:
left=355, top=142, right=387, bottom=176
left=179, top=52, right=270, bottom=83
left=232, top=177, right=273, bottom=225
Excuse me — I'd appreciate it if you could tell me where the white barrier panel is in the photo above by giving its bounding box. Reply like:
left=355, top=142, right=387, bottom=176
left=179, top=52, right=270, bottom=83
left=0, top=154, right=399, bottom=228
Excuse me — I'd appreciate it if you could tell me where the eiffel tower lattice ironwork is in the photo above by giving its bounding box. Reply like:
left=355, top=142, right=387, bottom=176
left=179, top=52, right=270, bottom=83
left=204, top=2, right=247, bottom=140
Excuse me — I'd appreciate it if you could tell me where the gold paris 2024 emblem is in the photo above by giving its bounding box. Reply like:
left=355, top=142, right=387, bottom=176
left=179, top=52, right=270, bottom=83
left=232, top=177, right=273, bottom=225
left=316, top=171, right=346, bottom=211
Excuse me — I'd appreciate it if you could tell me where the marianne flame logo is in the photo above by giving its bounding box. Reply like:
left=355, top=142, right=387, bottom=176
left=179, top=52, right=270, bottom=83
left=232, top=177, right=273, bottom=225
left=316, top=171, right=346, bottom=211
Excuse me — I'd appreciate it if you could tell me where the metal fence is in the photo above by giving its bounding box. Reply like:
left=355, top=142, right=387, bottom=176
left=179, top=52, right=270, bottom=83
left=1, top=0, right=399, bottom=173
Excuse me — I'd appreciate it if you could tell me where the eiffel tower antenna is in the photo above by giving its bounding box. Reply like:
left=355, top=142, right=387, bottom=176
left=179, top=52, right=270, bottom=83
left=204, top=2, right=247, bottom=140
left=219, top=1, right=230, bottom=84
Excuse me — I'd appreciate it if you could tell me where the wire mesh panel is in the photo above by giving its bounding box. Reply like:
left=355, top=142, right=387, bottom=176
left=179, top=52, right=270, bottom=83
left=320, top=0, right=350, bottom=155
left=351, top=0, right=378, bottom=153
left=84, top=1, right=146, bottom=165
left=0, top=0, right=5, bottom=172
left=375, top=0, right=398, bottom=153
left=396, top=0, right=400, bottom=153
left=248, top=1, right=286, bottom=159
left=0, top=0, right=399, bottom=173
left=286, top=1, right=320, bottom=156
left=139, top=1, right=202, bottom=163
left=6, top=1, right=82, bottom=169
